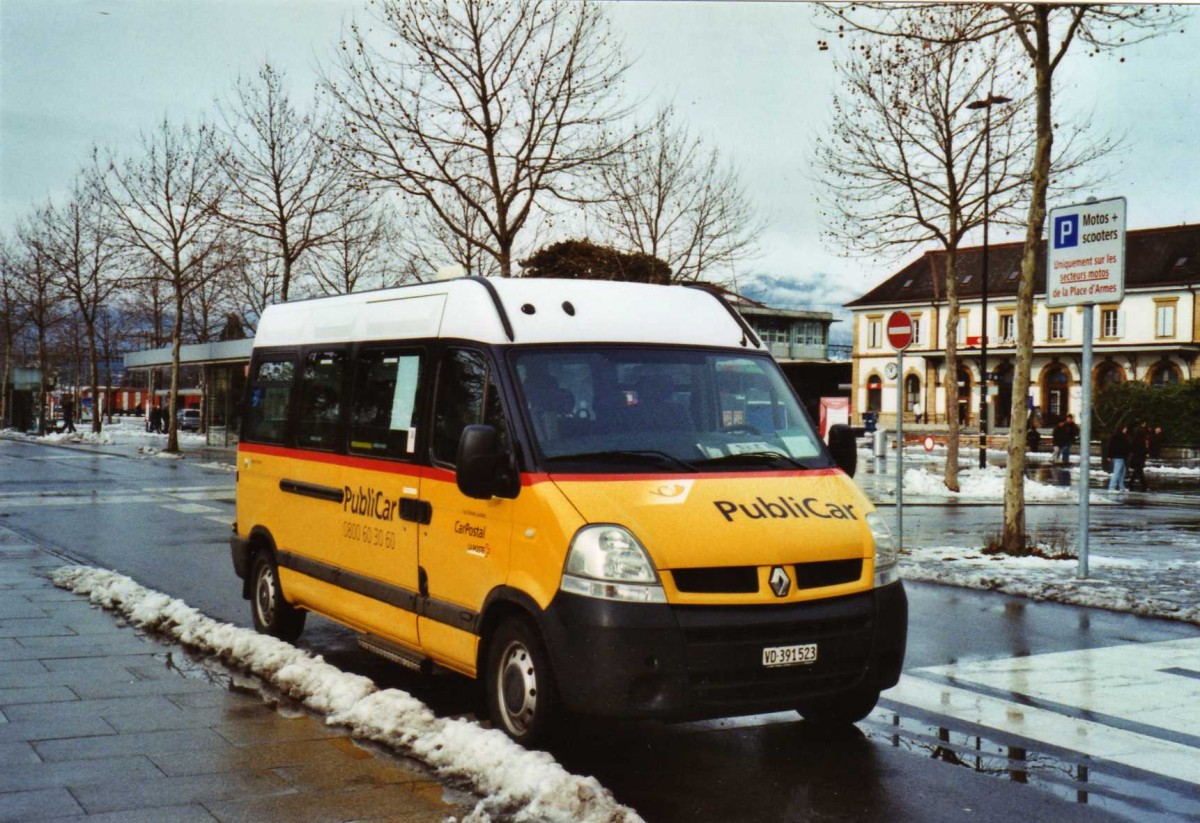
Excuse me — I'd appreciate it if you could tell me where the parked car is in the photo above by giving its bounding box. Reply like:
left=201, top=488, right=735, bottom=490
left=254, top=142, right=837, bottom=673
left=177, top=408, right=201, bottom=432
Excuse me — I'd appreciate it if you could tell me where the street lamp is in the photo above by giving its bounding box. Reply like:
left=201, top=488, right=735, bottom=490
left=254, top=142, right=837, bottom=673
left=967, top=92, right=1011, bottom=469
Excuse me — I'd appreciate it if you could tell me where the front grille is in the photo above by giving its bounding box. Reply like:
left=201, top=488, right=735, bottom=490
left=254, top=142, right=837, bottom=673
left=794, top=559, right=863, bottom=589
left=676, top=593, right=876, bottom=708
left=672, top=566, right=758, bottom=594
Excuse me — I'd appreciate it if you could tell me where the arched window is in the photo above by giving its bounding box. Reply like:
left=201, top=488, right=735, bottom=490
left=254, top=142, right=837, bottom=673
left=1042, top=364, right=1070, bottom=425
left=866, top=375, right=882, bottom=413
left=956, top=367, right=972, bottom=425
left=1095, top=361, right=1124, bottom=393
left=1148, top=360, right=1181, bottom=387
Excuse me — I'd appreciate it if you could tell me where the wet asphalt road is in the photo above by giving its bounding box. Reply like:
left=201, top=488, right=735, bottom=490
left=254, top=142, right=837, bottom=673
left=2, top=437, right=1195, bottom=822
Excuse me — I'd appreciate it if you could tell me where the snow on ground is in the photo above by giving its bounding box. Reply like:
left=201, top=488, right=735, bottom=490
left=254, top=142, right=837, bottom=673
left=872, top=463, right=1106, bottom=503
left=2, top=417, right=207, bottom=449
left=51, top=566, right=642, bottom=823
left=900, top=545, right=1200, bottom=626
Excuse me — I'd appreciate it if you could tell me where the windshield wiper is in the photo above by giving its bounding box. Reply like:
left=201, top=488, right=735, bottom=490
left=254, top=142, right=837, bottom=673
left=544, top=450, right=700, bottom=472
left=694, top=451, right=812, bottom=470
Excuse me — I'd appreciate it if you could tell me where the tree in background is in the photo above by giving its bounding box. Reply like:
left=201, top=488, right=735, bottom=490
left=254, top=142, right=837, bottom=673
left=305, top=199, right=406, bottom=295
left=94, top=118, right=234, bottom=452
left=520, top=239, right=671, bottom=284
left=599, top=106, right=761, bottom=285
left=328, top=0, right=635, bottom=276
left=0, top=240, right=28, bottom=428
left=828, top=2, right=1182, bottom=551
left=41, top=180, right=124, bottom=433
left=214, top=63, right=367, bottom=302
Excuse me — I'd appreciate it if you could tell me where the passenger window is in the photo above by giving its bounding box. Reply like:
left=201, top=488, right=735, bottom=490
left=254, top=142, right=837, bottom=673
left=432, top=349, right=509, bottom=465
left=295, top=349, right=347, bottom=451
left=244, top=356, right=295, bottom=444
left=349, top=349, right=423, bottom=459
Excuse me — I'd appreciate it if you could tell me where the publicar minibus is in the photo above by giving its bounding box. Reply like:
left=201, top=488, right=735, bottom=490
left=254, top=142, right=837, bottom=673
left=231, top=276, right=906, bottom=745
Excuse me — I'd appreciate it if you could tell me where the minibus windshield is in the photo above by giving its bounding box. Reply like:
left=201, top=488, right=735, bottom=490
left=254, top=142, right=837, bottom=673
left=511, top=347, right=832, bottom=473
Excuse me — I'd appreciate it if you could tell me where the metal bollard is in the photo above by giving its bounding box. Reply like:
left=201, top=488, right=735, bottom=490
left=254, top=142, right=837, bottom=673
left=873, top=428, right=889, bottom=458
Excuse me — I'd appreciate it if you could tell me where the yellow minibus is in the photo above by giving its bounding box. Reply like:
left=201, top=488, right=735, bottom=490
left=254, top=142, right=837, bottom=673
left=231, top=277, right=906, bottom=745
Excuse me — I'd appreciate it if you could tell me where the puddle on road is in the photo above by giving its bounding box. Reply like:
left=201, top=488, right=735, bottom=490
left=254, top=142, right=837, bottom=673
left=864, top=708, right=1200, bottom=821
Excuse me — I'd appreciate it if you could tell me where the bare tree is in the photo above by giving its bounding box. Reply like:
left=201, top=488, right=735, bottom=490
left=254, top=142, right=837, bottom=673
left=828, top=3, right=1182, bottom=552
left=94, top=118, right=234, bottom=452
left=305, top=201, right=406, bottom=295
left=40, top=179, right=125, bottom=433
left=600, top=106, right=762, bottom=284
left=0, top=239, right=29, bottom=428
left=327, top=0, right=636, bottom=276
left=214, top=62, right=366, bottom=302
left=818, top=22, right=1034, bottom=491
left=9, top=209, right=70, bottom=435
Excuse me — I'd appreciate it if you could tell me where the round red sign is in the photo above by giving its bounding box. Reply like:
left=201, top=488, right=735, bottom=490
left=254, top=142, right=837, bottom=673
left=886, top=311, right=914, bottom=351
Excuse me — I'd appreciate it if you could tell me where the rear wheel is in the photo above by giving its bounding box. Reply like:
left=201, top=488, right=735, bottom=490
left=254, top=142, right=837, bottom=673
left=250, top=553, right=306, bottom=642
left=485, top=617, right=559, bottom=747
left=797, top=683, right=880, bottom=726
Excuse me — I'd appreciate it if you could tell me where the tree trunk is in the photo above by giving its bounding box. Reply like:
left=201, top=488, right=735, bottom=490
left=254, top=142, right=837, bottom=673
left=36, top=329, right=47, bottom=436
left=166, top=293, right=184, bottom=453
left=943, top=249, right=961, bottom=492
left=1002, top=10, right=1053, bottom=554
left=88, top=329, right=101, bottom=434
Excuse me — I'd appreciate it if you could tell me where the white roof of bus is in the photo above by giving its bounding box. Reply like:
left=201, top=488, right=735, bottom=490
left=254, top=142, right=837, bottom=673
left=252, top=278, right=760, bottom=351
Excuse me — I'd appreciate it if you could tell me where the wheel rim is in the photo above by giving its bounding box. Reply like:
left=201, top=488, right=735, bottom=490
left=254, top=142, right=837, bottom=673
left=255, top=564, right=277, bottom=627
left=496, top=638, right=538, bottom=736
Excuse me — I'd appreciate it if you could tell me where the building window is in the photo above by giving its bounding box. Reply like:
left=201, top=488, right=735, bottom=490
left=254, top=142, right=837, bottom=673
left=1155, top=303, right=1176, bottom=338
left=1101, top=308, right=1122, bottom=338
left=866, top=375, right=882, bottom=412
left=911, top=318, right=921, bottom=346
left=1000, top=314, right=1015, bottom=342
left=904, top=374, right=921, bottom=414
left=955, top=316, right=966, bottom=346
left=1148, top=361, right=1180, bottom=388
left=868, top=319, right=882, bottom=349
left=1049, top=311, right=1065, bottom=341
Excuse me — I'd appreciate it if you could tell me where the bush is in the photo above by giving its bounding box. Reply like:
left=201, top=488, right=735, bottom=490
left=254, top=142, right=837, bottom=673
left=1092, top=378, right=1200, bottom=446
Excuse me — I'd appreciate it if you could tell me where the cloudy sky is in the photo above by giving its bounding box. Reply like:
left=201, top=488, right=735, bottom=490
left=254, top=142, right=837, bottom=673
left=2, top=1, right=1197, bottom=326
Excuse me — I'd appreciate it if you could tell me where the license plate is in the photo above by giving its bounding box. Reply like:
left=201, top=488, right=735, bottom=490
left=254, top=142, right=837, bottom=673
left=762, top=643, right=818, bottom=668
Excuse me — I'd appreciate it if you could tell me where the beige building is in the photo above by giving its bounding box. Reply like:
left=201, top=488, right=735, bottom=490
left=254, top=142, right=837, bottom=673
left=846, top=224, right=1200, bottom=430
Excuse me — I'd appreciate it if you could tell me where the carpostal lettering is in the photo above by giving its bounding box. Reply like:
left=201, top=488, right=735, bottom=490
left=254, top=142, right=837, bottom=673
left=713, top=496, right=858, bottom=523
left=455, top=520, right=487, bottom=539
left=343, top=486, right=400, bottom=521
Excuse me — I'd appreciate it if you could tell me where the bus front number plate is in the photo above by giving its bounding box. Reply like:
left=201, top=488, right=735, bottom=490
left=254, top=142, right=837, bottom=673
left=762, top=643, right=818, bottom=668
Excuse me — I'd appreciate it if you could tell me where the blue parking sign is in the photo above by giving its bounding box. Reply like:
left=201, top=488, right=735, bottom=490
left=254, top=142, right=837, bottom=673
left=1054, top=214, right=1078, bottom=249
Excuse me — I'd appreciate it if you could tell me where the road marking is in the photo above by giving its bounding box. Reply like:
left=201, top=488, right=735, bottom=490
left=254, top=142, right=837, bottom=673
left=886, top=637, right=1200, bottom=787
left=160, top=503, right=222, bottom=514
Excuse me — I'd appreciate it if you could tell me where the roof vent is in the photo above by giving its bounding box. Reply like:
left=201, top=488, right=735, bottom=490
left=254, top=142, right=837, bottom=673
left=435, top=264, right=466, bottom=281
left=521, top=303, right=536, bottom=315
left=562, top=301, right=576, bottom=316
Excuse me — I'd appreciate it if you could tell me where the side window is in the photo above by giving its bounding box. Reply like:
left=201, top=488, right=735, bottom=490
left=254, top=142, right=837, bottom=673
left=349, top=348, right=423, bottom=460
left=295, top=349, right=347, bottom=451
left=243, top=356, right=295, bottom=444
left=432, top=348, right=509, bottom=465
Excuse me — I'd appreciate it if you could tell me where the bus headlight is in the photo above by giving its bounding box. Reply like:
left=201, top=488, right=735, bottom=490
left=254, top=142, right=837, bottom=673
left=561, top=525, right=667, bottom=603
left=867, top=512, right=898, bottom=586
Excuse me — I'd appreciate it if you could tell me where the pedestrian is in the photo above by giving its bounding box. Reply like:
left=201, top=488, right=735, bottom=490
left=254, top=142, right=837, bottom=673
left=1051, top=418, right=1069, bottom=464
left=149, top=405, right=161, bottom=434
left=1149, top=425, right=1165, bottom=460
left=1107, top=425, right=1130, bottom=492
left=61, top=398, right=77, bottom=434
left=1128, top=421, right=1150, bottom=492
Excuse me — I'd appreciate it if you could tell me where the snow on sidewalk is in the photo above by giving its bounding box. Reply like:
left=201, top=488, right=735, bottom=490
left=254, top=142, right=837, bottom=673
left=900, top=544, right=1200, bottom=626
left=51, top=566, right=642, bottom=823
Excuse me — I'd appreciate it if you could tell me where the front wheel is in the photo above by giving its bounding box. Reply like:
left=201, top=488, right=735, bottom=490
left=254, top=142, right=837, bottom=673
left=485, top=617, right=559, bottom=747
left=250, top=553, right=306, bottom=643
left=796, top=683, right=880, bottom=726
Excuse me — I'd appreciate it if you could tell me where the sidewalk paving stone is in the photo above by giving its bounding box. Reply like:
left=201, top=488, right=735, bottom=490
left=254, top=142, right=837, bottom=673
left=0, top=788, right=85, bottom=821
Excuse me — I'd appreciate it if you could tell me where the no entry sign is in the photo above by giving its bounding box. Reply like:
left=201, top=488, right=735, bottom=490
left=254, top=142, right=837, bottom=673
left=886, top=311, right=914, bottom=351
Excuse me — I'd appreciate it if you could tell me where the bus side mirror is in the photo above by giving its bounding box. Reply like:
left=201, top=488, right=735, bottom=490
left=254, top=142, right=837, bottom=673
left=827, top=424, right=857, bottom=478
left=456, top=424, right=517, bottom=500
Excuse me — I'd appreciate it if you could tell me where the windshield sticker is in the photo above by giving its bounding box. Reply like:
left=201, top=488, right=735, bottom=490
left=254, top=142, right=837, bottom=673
left=714, top=496, right=858, bottom=522
left=727, top=442, right=775, bottom=454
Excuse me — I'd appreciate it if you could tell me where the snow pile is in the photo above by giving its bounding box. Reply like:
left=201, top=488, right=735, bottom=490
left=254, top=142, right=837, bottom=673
left=892, top=465, right=1103, bottom=502
left=901, top=545, right=1200, bottom=626
left=51, top=565, right=641, bottom=823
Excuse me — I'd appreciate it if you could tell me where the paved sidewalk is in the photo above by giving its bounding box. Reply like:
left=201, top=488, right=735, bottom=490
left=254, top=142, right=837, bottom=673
left=0, top=527, right=471, bottom=822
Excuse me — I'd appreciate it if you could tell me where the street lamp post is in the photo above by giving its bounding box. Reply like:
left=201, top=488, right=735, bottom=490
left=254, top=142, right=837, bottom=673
left=967, top=93, right=1011, bottom=469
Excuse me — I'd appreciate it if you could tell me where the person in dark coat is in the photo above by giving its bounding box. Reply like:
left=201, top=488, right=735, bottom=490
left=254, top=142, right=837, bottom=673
left=1128, top=422, right=1150, bottom=491
left=148, top=405, right=161, bottom=433
left=1106, top=425, right=1130, bottom=492
left=61, top=398, right=77, bottom=434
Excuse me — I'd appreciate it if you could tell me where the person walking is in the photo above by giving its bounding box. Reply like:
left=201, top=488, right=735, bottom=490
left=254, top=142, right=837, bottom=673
left=148, top=405, right=161, bottom=434
left=1128, top=421, right=1150, bottom=492
left=61, top=398, right=77, bottom=434
left=1107, top=425, right=1131, bottom=492
left=1060, top=414, right=1079, bottom=464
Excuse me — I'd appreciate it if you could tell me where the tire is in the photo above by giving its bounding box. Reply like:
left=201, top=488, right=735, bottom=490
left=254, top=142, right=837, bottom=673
left=485, top=617, right=559, bottom=747
left=250, top=552, right=306, bottom=643
left=797, top=683, right=880, bottom=726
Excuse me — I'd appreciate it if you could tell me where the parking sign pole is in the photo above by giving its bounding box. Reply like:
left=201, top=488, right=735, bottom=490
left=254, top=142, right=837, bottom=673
left=1078, top=304, right=1093, bottom=579
left=896, top=350, right=903, bottom=552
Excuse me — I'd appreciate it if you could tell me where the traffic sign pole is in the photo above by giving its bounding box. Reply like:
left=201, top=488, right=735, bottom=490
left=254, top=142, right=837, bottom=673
left=1078, top=304, right=1092, bottom=578
left=886, top=310, right=912, bottom=554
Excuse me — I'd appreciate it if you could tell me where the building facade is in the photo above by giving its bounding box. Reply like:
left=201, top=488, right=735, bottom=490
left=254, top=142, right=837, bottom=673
left=846, top=225, right=1200, bottom=430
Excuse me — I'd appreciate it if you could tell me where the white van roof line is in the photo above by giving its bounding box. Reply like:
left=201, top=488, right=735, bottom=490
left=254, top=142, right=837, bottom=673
left=253, top=277, right=764, bottom=351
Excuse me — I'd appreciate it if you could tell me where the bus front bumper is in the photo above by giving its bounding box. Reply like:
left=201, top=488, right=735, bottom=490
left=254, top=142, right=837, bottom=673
left=539, top=581, right=907, bottom=720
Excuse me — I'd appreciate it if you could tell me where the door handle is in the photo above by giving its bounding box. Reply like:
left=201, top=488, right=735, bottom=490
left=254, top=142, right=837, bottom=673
left=400, top=498, right=432, bottom=525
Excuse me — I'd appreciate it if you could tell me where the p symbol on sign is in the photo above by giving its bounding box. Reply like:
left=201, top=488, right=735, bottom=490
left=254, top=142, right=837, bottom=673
left=1054, top=214, right=1078, bottom=249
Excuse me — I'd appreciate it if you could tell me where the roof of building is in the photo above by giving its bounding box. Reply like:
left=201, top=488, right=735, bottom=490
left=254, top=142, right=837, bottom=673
left=846, top=223, right=1200, bottom=309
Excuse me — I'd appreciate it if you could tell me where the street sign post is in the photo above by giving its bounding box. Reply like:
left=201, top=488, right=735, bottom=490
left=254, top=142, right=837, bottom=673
left=887, top=310, right=912, bottom=553
left=1047, top=197, right=1126, bottom=579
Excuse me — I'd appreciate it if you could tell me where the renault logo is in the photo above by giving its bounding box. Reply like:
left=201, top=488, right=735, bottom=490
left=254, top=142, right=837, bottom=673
left=769, top=566, right=791, bottom=598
